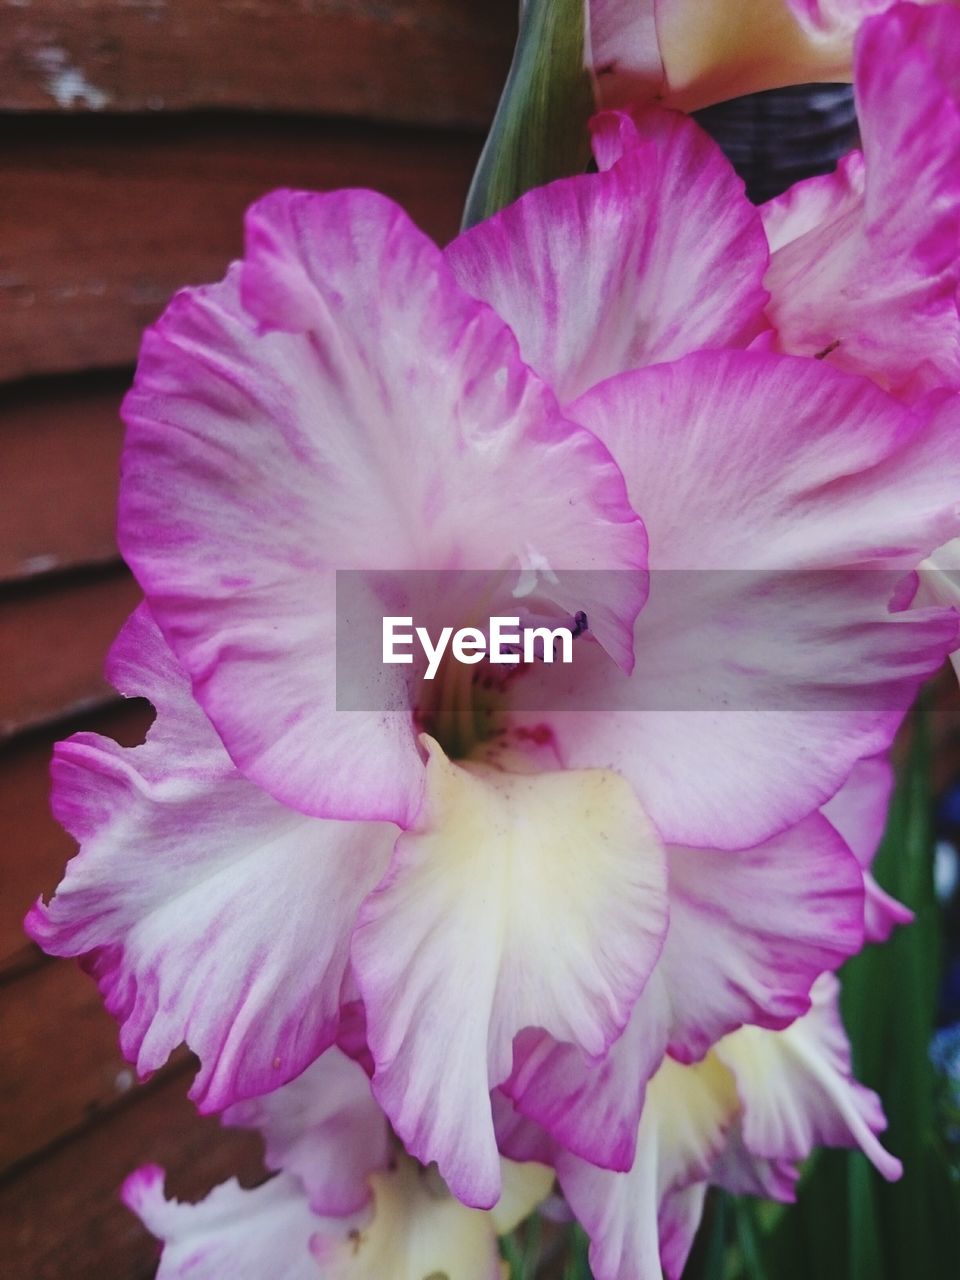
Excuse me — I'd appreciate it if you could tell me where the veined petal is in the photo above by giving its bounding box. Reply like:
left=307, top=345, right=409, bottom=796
left=662, top=815, right=863, bottom=1060
left=920, top=535, right=960, bottom=611
left=541, top=350, right=960, bottom=848
left=716, top=972, right=902, bottom=1181
left=586, top=0, right=664, bottom=108
left=223, top=1048, right=389, bottom=1217
left=919, top=533, right=960, bottom=680
left=120, top=188, right=646, bottom=826
left=659, top=1183, right=709, bottom=1280
left=352, top=737, right=668, bottom=1207
left=820, top=755, right=892, bottom=866
left=26, top=606, right=394, bottom=1111
left=506, top=812, right=861, bottom=1168
left=491, top=1089, right=561, bottom=1167
left=787, top=0, right=946, bottom=41
left=125, top=1153, right=552, bottom=1280
left=447, top=107, right=768, bottom=405
left=821, top=754, right=913, bottom=942
left=764, top=3, right=960, bottom=397
left=588, top=0, right=856, bottom=112
left=505, top=982, right=672, bottom=1173
left=710, top=1123, right=801, bottom=1202
left=122, top=1166, right=321, bottom=1280
left=556, top=1055, right=738, bottom=1280
left=761, top=150, right=865, bottom=254
left=558, top=970, right=898, bottom=1279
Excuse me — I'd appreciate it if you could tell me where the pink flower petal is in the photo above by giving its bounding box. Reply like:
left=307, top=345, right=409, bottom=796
left=504, top=982, right=672, bottom=1174
left=125, top=1144, right=550, bottom=1279
left=556, top=1055, right=737, bottom=1280
left=589, top=0, right=855, bottom=112
left=821, top=754, right=913, bottom=941
left=122, top=1166, right=322, bottom=1280
left=663, top=814, right=864, bottom=1060
left=352, top=737, right=668, bottom=1208
left=27, top=606, right=394, bottom=1111
left=659, top=1183, right=709, bottom=1280
left=119, top=188, right=646, bottom=826
left=764, top=3, right=960, bottom=398
left=587, top=0, right=664, bottom=109
left=505, top=812, right=862, bottom=1169
left=919, top=533, right=960, bottom=680
left=716, top=972, right=902, bottom=1182
left=711, top=1125, right=801, bottom=1202
left=533, top=350, right=960, bottom=848
left=787, top=0, right=935, bottom=39
left=762, top=150, right=865, bottom=254
left=447, top=107, right=768, bottom=405
left=223, top=1048, right=389, bottom=1217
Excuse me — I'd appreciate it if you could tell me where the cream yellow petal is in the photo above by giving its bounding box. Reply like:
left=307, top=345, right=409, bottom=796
left=316, top=1154, right=549, bottom=1280
left=353, top=734, right=667, bottom=1206
left=657, top=0, right=851, bottom=109
left=488, top=1158, right=555, bottom=1236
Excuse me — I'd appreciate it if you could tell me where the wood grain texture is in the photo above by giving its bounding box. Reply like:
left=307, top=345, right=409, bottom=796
left=0, top=699, right=151, bottom=977
left=0, top=115, right=482, bottom=381
left=0, top=1067, right=266, bottom=1280
left=0, top=5, right=508, bottom=1263
left=0, top=567, right=140, bottom=741
left=0, top=373, right=126, bottom=582
left=0, top=959, right=190, bottom=1178
left=0, top=0, right=514, bottom=127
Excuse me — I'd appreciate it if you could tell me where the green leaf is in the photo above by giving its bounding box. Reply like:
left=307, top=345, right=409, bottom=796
left=732, top=1199, right=768, bottom=1280
left=501, top=1231, right=525, bottom=1276
left=563, top=1223, right=593, bottom=1280
left=462, top=0, right=594, bottom=228
left=521, top=1212, right=542, bottom=1277
left=837, top=701, right=959, bottom=1280
left=718, top=700, right=960, bottom=1280
left=846, top=1153, right=884, bottom=1280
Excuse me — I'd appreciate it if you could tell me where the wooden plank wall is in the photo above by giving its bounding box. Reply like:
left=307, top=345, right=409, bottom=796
left=0, top=4, right=514, bottom=1275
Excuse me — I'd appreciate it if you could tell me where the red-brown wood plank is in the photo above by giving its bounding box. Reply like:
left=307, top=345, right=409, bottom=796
left=0, top=699, right=151, bottom=977
left=0, top=568, right=140, bottom=741
left=0, top=0, right=514, bottom=128
left=0, top=1068, right=266, bottom=1280
left=0, top=373, right=125, bottom=582
left=0, top=958, right=189, bottom=1178
left=0, top=115, right=482, bottom=381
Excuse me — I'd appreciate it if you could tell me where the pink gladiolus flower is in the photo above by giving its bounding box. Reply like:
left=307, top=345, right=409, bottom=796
left=123, top=1046, right=553, bottom=1279
left=24, top=600, right=866, bottom=1205
left=501, top=810, right=864, bottom=1172
left=586, top=0, right=957, bottom=112
left=500, top=736, right=907, bottom=1173
left=761, top=2, right=960, bottom=399
left=553, top=975, right=901, bottom=1280
left=751, top=3, right=960, bottom=666
left=125, top=1159, right=550, bottom=1280
left=28, top=99, right=960, bottom=1215
left=496, top=766, right=907, bottom=1280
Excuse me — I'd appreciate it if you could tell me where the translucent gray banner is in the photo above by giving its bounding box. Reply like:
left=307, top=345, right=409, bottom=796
left=335, top=568, right=954, bottom=713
